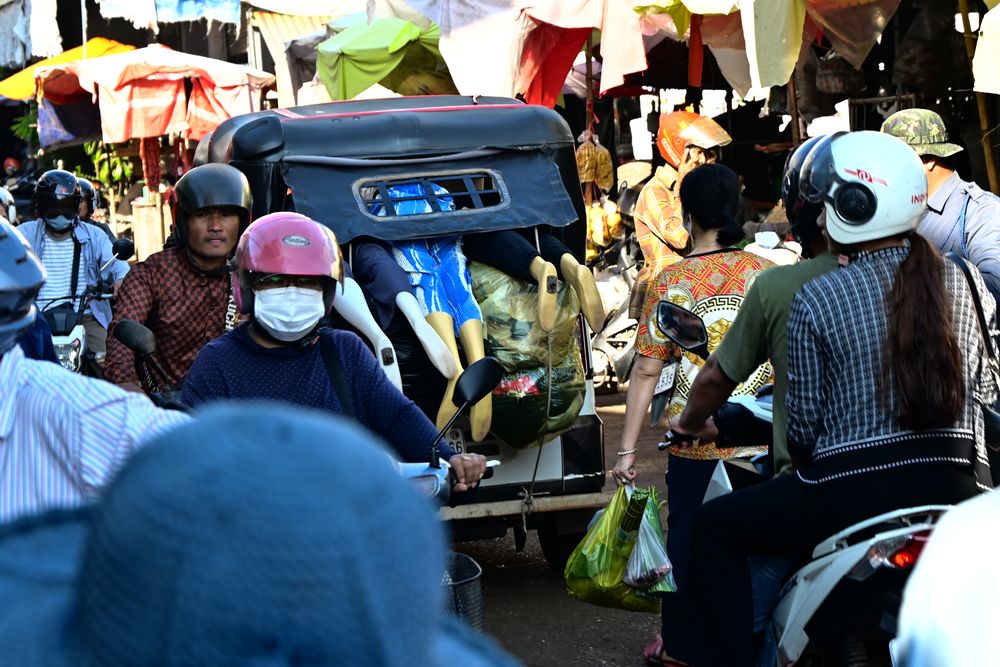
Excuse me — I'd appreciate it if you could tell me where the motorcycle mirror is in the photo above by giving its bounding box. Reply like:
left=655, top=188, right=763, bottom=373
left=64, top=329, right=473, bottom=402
left=657, top=302, right=709, bottom=358
left=113, top=319, right=156, bottom=356
left=111, top=238, right=135, bottom=262
left=452, top=356, right=504, bottom=407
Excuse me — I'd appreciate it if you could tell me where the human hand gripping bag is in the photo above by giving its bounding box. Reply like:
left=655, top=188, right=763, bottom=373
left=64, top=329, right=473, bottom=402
left=563, top=485, right=660, bottom=613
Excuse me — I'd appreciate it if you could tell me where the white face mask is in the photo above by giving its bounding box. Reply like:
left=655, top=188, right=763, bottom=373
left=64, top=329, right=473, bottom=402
left=253, top=287, right=326, bottom=342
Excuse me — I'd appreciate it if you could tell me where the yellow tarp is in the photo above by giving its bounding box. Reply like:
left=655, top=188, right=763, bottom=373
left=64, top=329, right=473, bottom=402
left=0, top=38, right=135, bottom=102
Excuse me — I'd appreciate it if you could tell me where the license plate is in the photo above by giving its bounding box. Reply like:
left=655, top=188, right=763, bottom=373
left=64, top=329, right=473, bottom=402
left=654, top=363, right=676, bottom=395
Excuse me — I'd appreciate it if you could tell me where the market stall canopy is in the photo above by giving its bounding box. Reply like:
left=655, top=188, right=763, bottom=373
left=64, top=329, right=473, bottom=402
left=34, top=44, right=275, bottom=147
left=316, top=16, right=457, bottom=100
left=516, top=0, right=648, bottom=107
left=368, top=0, right=529, bottom=98
left=0, top=38, right=135, bottom=104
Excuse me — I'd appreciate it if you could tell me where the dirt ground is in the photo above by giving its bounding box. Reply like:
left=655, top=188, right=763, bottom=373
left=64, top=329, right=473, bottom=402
left=457, top=391, right=670, bottom=666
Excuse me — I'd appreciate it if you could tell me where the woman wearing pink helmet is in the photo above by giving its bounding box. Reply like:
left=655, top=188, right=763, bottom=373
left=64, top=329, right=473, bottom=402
left=182, top=212, right=487, bottom=488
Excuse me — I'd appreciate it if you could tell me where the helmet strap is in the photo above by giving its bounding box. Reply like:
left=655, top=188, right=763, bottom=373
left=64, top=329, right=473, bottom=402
left=249, top=318, right=321, bottom=349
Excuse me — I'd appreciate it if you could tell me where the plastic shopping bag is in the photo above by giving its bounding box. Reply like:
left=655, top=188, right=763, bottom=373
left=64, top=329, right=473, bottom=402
left=624, top=487, right=676, bottom=595
left=563, top=485, right=660, bottom=613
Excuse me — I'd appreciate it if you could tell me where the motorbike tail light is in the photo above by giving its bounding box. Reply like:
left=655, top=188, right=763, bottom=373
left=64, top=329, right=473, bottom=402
left=847, top=529, right=932, bottom=581
left=886, top=530, right=931, bottom=569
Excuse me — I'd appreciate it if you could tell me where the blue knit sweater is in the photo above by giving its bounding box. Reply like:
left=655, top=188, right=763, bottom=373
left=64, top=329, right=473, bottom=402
left=183, top=324, right=453, bottom=462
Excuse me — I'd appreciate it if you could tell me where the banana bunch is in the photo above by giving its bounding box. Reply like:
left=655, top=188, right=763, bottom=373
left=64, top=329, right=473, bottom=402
left=575, top=132, right=614, bottom=193
left=586, top=198, right=623, bottom=261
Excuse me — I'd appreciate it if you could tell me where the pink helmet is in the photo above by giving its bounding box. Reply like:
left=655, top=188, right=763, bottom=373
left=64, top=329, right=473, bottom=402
left=233, top=212, right=344, bottom=314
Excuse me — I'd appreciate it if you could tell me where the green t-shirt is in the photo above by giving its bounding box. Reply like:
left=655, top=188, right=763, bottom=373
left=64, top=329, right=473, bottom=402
left=714, top=252, right=839, bottom=474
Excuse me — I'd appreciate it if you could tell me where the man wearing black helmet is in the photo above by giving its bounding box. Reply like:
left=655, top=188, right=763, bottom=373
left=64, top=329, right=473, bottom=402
left=18, top=169, right=129, bottom=364
left=105, top=164, right=251, bottom=393
left=667, top=136, right=838, bottom=477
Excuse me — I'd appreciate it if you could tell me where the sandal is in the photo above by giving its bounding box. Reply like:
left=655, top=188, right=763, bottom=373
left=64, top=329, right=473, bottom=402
left=643, top=634, right=693, bottom=667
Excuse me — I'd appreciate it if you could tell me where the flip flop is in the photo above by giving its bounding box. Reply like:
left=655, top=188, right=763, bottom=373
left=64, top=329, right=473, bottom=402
left=643, top=635, right=692, bottom=667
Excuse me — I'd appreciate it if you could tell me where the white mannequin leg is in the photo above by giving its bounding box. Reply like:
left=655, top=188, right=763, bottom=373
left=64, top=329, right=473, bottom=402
left=334, top=276, right=402, bottom=390
left=395, top=292, right=460, bottom=379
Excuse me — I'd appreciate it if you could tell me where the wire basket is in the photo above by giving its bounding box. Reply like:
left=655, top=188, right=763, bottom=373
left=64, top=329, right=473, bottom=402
left=441, top=552, right=484, bottom=631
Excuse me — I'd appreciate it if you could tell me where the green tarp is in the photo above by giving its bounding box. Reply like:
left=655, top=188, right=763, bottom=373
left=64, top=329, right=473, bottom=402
left=316, top=17, right=457, bottom=100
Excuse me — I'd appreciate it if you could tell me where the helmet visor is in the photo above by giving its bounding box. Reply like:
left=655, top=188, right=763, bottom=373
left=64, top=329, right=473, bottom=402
left=38, top=197, right=81, bottom=220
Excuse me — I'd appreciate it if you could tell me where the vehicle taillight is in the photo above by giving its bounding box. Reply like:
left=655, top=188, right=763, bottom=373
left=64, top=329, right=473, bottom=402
left=887, top=530, right=930, bottom=569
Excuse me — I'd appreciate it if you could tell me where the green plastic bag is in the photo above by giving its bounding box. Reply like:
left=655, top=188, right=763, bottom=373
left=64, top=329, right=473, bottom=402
left=563, top=485, right=660, bottom=613
left=490, top=352, right=586, bottom=449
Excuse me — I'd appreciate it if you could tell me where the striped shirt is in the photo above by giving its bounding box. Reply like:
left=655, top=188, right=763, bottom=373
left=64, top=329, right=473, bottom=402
left=35, top=234, right=86, bottom=310
left=0, top=345, right=190, bottom=522
left=786, top=246, right=997, bottom=489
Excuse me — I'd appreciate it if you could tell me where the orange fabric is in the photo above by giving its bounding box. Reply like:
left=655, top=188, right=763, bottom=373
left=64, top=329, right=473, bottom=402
left=0, top=38, right=134, bottom=102
left=688, top=14, right=704, bottom=88
left=98, top=79, right=188, bottom=144
left=516, top=23, right=589, bottom=107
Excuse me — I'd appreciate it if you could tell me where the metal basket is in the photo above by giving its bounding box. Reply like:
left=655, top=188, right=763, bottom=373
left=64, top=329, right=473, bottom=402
left=441, top=552, right=484, bottom=631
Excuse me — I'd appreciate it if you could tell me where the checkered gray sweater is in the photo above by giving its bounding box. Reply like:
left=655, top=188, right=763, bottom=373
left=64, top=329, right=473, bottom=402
left=786, top=246, right=997, bottom=490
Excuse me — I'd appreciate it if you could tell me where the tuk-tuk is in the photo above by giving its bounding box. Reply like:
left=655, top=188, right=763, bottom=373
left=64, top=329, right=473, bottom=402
left=207, top=96, right=609, bottom=567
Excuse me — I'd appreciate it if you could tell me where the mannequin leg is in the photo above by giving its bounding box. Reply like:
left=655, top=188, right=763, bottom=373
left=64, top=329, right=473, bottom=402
left=334, top=276, right=402, bottom=389
left=559, top=253, right=606, bottom=332
left=457, top=318, right=491, bottom=442
left=395, top=292, right=459, bottom=379
left=529, top=256, right=558, bottom=333
left=425, top=311, right=462, bottom=429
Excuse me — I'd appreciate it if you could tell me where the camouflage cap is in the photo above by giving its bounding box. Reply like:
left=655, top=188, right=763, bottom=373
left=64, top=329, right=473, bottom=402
left=880, top=108, right=964, bottom=158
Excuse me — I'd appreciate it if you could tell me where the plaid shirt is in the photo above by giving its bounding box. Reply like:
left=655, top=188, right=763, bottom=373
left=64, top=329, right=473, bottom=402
left=633, top=165, right=688, bottom=288
left=787, top=246, right=998, bottom=489
left=105, top=247, right=232, bottom=390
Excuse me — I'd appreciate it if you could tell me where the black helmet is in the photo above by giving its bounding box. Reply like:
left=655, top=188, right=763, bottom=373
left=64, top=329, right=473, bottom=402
left=77, top=177, right=99, bottom=219
left=0, top=220, right=46, bottom=355
left=192, top=130, right=213, bottom=168
left=34, top=169, right=83, bottom=223
left=172, top=164, right=252, bottom=243
left=780, top=136, right=825, bottom=257
left=0, top=186, right=15, bottom=223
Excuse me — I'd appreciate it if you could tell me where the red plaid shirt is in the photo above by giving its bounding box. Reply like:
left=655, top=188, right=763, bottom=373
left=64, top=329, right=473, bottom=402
left=105, top=246, right=231, bottom=390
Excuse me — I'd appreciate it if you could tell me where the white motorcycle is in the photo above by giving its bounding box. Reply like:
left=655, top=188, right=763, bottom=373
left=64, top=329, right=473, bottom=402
left=39, top=238, right=133, bottom=374
left=656, top=301, right=948, bottom=666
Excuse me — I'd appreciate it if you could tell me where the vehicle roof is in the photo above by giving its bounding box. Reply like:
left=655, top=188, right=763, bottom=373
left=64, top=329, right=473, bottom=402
left=209, top=96, right=576, bottom=163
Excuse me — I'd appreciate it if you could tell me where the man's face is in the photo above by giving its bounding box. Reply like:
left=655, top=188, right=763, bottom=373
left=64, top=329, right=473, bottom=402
left=187, top=207, right=240, bottom=259
left=678, top=146, right=718, bottom=179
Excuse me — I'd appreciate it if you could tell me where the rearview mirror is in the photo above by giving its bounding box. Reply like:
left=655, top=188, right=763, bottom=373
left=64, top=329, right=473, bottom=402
left=112, top=238, right=135, bottom=262
left=453, top=357, right=504, bottom=407
left=656, top=302, right=708, bottom=351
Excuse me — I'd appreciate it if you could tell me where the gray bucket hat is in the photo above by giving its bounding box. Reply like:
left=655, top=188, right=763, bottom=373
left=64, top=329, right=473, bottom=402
left=880, top=108, right=964, bottom=158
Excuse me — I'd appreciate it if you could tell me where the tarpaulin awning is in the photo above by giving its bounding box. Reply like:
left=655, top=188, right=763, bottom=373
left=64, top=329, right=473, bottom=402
left=0, top=38, right=135, bottom=103
left=249, top=9, right=340, bottom=106
left=34, top=44, right=275, bottom=146
left=316, top=16, right=457, bottom=100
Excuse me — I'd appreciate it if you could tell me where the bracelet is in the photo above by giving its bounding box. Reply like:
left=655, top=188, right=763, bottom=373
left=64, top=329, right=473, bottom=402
left=616, top=448, right=637, bottom=456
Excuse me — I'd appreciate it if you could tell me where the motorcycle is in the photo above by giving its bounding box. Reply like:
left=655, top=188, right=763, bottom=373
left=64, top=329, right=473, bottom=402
left=590, top=181, right=642, bottom=393
left=40, top=238, right=134, bottom=375
left=656, top=301, right=948, bottom=666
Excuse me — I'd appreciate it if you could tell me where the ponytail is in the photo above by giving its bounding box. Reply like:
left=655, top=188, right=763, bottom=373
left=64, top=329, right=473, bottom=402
left=715, top=214, right=745, bottom=247
left=885, top=233, right=965, bottom=428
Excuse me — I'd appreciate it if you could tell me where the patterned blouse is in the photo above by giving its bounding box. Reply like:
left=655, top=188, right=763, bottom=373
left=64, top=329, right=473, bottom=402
left=636, top=249, right=774, bottom=460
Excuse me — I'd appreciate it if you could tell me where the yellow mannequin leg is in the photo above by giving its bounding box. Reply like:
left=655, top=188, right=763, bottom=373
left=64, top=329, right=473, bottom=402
left=458, top=319, right=491, bottom=442
left=425, top=312, right=462, bottom=429
left=560, top=253, right=605, bottom=332
left=529, top=256, right=558, bottom=333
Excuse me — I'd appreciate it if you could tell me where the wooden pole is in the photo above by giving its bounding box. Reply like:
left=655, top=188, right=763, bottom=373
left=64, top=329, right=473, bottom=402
left=787, top=73, right=802, bottom=147
left=958, top=0, right=999, bottom=193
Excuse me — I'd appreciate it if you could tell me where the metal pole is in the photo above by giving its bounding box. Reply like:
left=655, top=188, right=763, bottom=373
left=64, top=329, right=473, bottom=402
left=958, top=0, right=999, bottom=193
left=81, top=0, right=88, bottom=57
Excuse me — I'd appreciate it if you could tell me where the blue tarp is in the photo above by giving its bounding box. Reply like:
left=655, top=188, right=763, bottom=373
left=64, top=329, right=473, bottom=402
left=154, top=0, right=240, bottom=24
left=37, top=97, right=101, bottom=148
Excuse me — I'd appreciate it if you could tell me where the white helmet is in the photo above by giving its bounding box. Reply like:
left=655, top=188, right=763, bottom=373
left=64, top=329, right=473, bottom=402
left=799, top=131, right=927, bottom=244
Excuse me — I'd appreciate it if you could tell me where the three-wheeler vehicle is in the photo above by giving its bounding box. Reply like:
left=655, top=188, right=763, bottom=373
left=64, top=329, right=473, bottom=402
left=205, top=96, right=610, bottom=567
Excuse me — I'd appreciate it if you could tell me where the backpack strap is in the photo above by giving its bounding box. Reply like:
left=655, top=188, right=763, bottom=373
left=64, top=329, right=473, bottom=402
left=70, top=232, right=83, bottom=301
left=319, top=333, right=355, bottom=418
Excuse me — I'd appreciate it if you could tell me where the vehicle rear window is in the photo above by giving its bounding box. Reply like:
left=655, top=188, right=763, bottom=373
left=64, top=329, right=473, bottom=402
left=359, top=172, right=504, bottom=217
